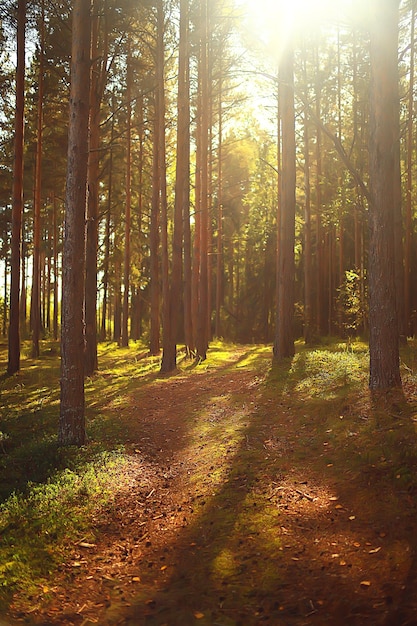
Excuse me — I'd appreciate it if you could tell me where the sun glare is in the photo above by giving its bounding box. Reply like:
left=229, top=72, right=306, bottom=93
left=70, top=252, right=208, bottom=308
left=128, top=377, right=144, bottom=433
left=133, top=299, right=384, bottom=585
left=238, top=0, right=368, bottom=57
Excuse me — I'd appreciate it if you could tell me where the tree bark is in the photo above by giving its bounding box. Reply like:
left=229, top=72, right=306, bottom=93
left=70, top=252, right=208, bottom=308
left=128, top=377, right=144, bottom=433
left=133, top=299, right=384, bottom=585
left=405, top=7, right=415, bottom=335
left=273, top=45, right=296, bottom=360
left=121, top=39, right=132, bottom=348
left=161, top=0, right=189, bottom=372
left=59, top=0, right=91, bottom=446
left=7, top=0, right=25, bottom=375
left=196, top=0, right=209, bottom=361
left=30, top=0, right=44, bottom=359
left=368, top=0, right=401, bottom=389
left=84, top=0, right=102, bottom=373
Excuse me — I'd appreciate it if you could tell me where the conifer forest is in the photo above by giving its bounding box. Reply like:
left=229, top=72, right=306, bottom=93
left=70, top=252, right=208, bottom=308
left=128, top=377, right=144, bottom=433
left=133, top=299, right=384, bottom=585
left=2, top=1, right=417, bottom=625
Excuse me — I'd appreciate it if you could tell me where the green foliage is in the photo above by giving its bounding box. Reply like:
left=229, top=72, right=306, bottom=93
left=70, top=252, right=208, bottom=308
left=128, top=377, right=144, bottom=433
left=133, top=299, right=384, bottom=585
left=336, top=269, right=368, bottom=335
left=0, top=454, right=128, bottom=597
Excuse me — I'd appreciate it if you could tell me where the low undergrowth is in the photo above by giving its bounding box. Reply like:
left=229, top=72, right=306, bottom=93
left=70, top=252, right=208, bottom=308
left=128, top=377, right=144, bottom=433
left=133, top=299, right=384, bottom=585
left=1, top=338, right=417, bottom=624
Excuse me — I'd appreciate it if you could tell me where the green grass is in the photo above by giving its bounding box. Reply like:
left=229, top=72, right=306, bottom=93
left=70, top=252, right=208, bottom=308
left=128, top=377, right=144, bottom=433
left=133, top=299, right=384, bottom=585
left=1, top=336, right=417, bottom=619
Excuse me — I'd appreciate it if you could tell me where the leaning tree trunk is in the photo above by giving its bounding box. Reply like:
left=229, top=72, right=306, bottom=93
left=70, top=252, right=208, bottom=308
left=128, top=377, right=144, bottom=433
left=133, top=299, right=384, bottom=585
left=368, top=0, right=401, bottom=390
left=59, top=0, right=91, bottom=446
left=7, top=0, right=25, bottom=375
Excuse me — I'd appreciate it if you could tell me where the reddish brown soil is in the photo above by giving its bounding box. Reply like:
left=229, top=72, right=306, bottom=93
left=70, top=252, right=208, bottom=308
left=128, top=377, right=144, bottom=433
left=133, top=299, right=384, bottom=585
left=7, top=349, right=417, bottom=625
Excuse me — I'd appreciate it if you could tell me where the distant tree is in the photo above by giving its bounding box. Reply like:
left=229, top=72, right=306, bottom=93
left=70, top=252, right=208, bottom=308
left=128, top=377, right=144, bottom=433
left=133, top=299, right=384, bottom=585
left=7, top=0, right=25, bottom=375
left=59, top=0, right=91, bottom=446
left=368, top=0, right=402, bottom=389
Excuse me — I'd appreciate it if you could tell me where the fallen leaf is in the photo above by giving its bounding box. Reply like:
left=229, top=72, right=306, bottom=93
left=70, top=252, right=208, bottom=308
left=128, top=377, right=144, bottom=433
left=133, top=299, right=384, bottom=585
left=160, top=565, right=168, bottom=571
left=340, top=560, right=347, bottom=566
left=353, top=542, right=361, bottom=548
left=369, top=547, right=381, bottom=554
left=360, top=580, right=371, bottom=587
left=331, top=554, right=340, bottom=558
left=79, top=542, right=96, bottom=549
left=349, top=516, right=356, bottom=521
left=42, top=586, right=49, bottom=593
left=329, top=496, right=338, bottom=501
left=132, top=576, right=141, bottom=582
left=335, top=504, right=343, bottom=509
left=194, top=612, right=204, bottom=619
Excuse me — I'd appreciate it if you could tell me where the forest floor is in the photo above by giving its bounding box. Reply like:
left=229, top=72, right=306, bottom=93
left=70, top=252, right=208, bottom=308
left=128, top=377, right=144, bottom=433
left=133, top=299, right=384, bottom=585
left=3, top=341, right=417, bottom=625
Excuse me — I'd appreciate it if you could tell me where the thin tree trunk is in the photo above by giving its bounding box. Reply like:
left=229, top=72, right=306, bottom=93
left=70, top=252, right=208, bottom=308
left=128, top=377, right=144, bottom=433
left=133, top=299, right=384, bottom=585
left=59, top=0, right=90, bottom=445
left=302, top=46, right=313, bottom=345
left=315, top=65, right=323, bottom=337
left=31, top=0, right=44, bottom=359
left=19, top=220, right=27, bottom=337
left=121, top=39, right=132, bottom=348
left=7, top=0, right=25, bottom=375
left=84, top=0, right=101, bottom=373
left=196, top=0, right=209, bottom=361
left=215, top=66, right=223, bottom=339
left=101, top=101, right=114, bottom=341
left=52, top=192, right=58, bottom=340
left=149, top=104, right=160, bottom=355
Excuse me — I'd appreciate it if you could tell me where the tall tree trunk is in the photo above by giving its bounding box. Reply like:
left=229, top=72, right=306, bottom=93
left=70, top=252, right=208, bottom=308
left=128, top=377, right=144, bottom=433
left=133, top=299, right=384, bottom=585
left=161, top=0, right=189, bottom=372
left=302, top=46, right=313, bottom=345
left=7, top=0, right=25, bottom=375
left=59, top=0, right=91, bottom=445
left=121, top=39, right=132, bottom=348
left=100, top=99, right=114, bottom=341
left=368, top=0, right=401, bottom=389
left=273, top=45, right=296, bottom=360
left=183, top=57, right=193, bottom=355
left=215, top=65, right=223, bottom=339
left=405, top=7, right=415, bottom=335
left=149, top=104, right=160, bottom=355
left=31, top=0, right=44, bottom=359
left=84, top=0, right=101, bottom=374
left=196, top=0, right=209, bottom=361
left=315, top=66, right=323, bottom=337
left=157, top=0, right=170, bottom=366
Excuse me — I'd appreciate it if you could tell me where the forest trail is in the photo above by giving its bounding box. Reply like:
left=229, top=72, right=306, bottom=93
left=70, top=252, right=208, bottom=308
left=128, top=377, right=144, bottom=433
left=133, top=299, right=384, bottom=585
left=8, top=345, right=417, bottom=625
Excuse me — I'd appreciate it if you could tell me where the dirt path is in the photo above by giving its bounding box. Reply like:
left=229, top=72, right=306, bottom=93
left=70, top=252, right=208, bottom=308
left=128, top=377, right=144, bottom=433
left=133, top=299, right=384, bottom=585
left=9, top=347, right=417, bottom=625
